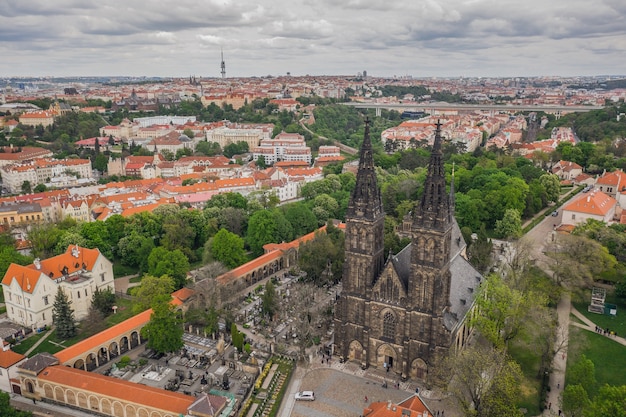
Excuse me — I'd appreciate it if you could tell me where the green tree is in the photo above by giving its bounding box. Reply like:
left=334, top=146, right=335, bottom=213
left=494, top=208, right=522, bottom=239
left=470, top=274, right=536, bottom=349
left=116, top=233, right=155, bottom=270
left=466, top=225, right=493, bottom=274
left=93, top=153, right=108, bottom=173
left=585, top=384, right=626, bottom=417
left=131, top=274, right=175, bottom=314
left=28, top=223, right=64, bottom=259
left=432, top=344, right=515, bottom=417
left=568, top=354, right=597, bottom=396
left=52, top=287, right=77, bottom=339
left=477, top=359, right=524, bottom=417
left=140, top=294, right=184, bottom=354
left=0, top=391, right=33, bottom=416
left=256, top=155, right=267, bottom=168
left=209, top=229, right=248, bottom=269
left=298, top=231, right=343, bottom=286
left=261, top=280, right=278, bottom=319
left=147, top=247, right=189, bottom=289
left=21, top=180, right=32, bottom=194
left=546, top=233, right=617, bottom=288
left=538, top=173, right=561, bottom=203
left=0, top=236, right=32, bottom=278
left=33, top=183, right=47, bottom=193
left=283, top=204, right=319, bottom=238
left=91, top=287, right=116, bottom=317
left=562, top=384, right=590, bottom=417
left=230, top=323, right=244, bottom=351
left=246, top=210, right=274, bottom=256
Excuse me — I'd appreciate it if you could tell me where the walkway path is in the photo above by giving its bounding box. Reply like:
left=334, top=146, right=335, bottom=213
left=542, top=293, right=570, bottom=416
left=540, top=301, right=626, bottom=416
left=570, top=307, right=626, bottom=347
left=23, top=328, right=55, bottom=356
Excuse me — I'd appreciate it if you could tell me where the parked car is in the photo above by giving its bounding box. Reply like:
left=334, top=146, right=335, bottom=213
left=295, top=391, right=315, bottom=401
left=551, top=210, right=558, bottom=217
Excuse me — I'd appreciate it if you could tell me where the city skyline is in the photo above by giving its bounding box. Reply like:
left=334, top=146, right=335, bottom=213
left=1, top=0, right=625, bottom=79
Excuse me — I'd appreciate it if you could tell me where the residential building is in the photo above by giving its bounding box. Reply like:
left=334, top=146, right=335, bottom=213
left=0, top=158, right=93, bottom=194
left=0, top=349, right=26, bottom=394
left=552, top=160, right=584, bottom=181
left=251, top=132, right=311, bottom=165
left=2, top=246, right=114, bottom=330
left=0, top=202, right=44, bottom=227
left=595, top=169, right=626, bottom=200
left=0, top=146, right=53, bottom=168
left=205, top=123, right=273, bottom=149
left=18, top=111, right=55, bottom=128
left=562, top=190, right=617, bottom=226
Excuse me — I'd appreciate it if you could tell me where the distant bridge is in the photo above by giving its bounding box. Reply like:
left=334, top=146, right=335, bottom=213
left=343, top=102, right=604, bottom=117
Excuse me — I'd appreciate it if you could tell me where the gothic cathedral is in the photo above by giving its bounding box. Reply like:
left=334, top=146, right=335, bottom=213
left=333, top=119, right=481, bottom=381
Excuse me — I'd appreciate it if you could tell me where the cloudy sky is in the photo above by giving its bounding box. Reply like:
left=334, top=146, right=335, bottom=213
left=1, top=0, right=625, bottom=78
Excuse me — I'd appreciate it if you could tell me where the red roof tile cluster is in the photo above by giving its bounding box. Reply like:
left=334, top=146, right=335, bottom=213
left=38, top=365, right=195, bottom=414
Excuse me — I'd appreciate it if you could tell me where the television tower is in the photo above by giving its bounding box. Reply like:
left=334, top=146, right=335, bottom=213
left=220, top=49, right=226, bottom=79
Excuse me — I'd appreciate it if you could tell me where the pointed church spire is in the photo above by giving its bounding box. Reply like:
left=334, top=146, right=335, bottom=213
left=413, top=120, right=452, bottom=230
left=450, top=161, right=455, bottom=216
left=346, top=118, right=383, bottom=220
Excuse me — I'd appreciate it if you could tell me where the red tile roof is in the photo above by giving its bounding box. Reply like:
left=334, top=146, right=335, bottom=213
left=363, top=394, right=433, bottom=417
left=38, top=365, right=194, bottom=414
left=563, top=191, right=616, bottom=216
left=54, top=309, right=152, bottom=364
left=0, top=349, right=25, bottom=368
left=2, top=246, right=102, bottom=294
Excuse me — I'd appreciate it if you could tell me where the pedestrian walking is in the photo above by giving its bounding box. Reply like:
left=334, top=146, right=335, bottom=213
left=364, top=396, right=368, bottom=402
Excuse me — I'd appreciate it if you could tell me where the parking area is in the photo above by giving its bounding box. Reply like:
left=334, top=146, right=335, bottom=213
left=291, top=368, right=412, bottom=417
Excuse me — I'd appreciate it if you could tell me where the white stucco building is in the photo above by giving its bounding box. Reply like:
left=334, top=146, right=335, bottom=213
left=1, top=246, right=114, bottom=331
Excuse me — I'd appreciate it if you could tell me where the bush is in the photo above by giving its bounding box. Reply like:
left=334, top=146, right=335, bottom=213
left=118, top=356, right=131, bottom=369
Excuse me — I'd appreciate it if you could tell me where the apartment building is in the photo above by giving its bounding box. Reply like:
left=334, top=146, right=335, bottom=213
left=251, top=132, right=311, bottom=165
left=0, top=158, right=93, bottom=194
left=206, top=123, right=273, bottom=149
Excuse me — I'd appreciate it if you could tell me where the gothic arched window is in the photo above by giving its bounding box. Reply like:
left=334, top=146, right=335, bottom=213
left=383, top=311, right=396, bottom=340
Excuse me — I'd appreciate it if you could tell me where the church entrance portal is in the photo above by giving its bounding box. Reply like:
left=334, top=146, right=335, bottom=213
left=348, top=340, right=364, bottom=362
left=377, top=344, right=397, bottom=372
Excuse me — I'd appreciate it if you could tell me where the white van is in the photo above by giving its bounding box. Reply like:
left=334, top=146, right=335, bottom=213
left=295, top=391, right=315, bottom=401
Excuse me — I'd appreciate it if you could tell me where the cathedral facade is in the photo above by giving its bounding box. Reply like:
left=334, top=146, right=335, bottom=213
left=333, top=120, right=481, bottom=381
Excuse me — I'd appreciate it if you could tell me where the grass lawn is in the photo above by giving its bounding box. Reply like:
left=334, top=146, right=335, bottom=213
left=567, top=325, right=626, bottom=387
left=13, top=296, right=139, bottom=357
left=11, top=331, right=50, bottom=355
left=572, top=291, right=626, bottom=337
left=509, top=334, right=543, bottom=415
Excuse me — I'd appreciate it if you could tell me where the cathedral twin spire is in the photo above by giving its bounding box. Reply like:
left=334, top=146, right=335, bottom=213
left=346, top=118, right=383, bottom=220
left=413, top=120, right=452, bottom=230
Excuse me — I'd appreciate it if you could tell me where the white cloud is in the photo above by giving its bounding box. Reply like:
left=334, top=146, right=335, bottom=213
left=0, top=0, right=624, bottom=77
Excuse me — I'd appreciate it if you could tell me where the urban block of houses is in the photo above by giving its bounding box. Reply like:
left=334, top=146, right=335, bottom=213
left=0, top=158, right=93, bottom=194
left=0, top=146, right=53, bottom=168
left=1, top=245, right=114, bottom=330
